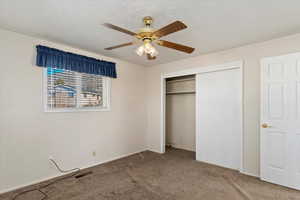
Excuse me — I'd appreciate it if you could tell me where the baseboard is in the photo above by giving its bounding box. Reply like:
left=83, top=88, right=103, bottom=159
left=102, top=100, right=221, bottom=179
left=168, top=144, right=195, bottom=152
left=1, top=148, right=259, bottom=194
left=147, top=148, right=164, bottom=154
left=0, top=148, right=147, bottom=195
left=240, top=170, right=260, bottom=178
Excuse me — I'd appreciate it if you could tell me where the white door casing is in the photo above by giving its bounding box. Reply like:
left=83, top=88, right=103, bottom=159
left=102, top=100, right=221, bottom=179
left=261, top=53, right=300, bottom=190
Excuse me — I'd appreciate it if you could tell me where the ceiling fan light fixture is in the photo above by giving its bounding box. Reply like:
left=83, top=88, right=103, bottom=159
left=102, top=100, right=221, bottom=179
left=149, top=47, right=158, bottom=57
left=136, top=42, right=159, bottom=57
left=144, top=41, right=159, bottom=56
left=135, top=45, right=145, bottom=56
left=143, top=42, right=154, bottom=54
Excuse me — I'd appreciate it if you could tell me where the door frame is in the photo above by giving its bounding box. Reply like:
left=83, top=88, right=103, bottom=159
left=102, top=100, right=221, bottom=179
left=160, top=60, right=244, bottom=172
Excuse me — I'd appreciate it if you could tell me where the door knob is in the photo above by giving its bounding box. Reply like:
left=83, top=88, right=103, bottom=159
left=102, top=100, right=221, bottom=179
left=261, top=123, right=271, bottom=128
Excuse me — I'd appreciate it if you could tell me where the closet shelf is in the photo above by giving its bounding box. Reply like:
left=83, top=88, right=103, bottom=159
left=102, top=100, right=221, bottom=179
left=166, top=78, right=195, bottom=84
left=166, top=91, right=196, bottom=95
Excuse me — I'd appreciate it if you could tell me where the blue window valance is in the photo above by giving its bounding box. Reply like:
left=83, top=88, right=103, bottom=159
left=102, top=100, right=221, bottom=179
left=36, top=45, right=117, bottom=78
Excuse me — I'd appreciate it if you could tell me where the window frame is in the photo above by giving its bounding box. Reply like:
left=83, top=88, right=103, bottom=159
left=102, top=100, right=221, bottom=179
left=43, top=68, right=111, bottom=112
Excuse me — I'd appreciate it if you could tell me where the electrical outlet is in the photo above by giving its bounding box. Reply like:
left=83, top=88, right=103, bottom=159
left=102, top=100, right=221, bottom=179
left=92, top=151, right=96, bottom=157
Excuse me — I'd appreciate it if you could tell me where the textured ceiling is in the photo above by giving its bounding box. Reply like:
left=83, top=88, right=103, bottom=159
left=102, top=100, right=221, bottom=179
left=1, top=0, right=300, bottom=66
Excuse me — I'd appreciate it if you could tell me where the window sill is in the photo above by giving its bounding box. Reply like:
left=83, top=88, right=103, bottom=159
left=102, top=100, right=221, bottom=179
left=44, top=107, right=111, bottom=113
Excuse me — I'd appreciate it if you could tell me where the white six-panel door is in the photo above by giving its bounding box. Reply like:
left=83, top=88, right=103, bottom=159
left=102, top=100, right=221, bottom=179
left=261, top=53, right=300, bottom=190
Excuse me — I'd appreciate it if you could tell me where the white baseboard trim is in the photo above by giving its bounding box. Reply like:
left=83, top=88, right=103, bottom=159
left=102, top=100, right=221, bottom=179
left=0, top=148, right=147, bottom=195
left=147, top=148, right=164, bottom=154
left=1, top=148, right=259, bottom=195
left=240, top=170, right=260, bottom=178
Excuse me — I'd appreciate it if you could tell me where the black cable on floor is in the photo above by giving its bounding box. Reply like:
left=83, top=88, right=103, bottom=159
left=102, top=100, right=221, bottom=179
left=12, top=159, right=80, bottom=200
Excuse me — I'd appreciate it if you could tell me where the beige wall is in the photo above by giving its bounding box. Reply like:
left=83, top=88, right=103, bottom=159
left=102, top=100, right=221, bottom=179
left=0, top=29, right=147, bottom=193
left=2, top=27, right=300, bottom=192
left=146, top=33, right=300, bottom=176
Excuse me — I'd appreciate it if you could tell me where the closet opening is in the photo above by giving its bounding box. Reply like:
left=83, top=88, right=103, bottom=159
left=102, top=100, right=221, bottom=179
left=165, top=75, right=196, bottom=156
left=161, top=62, right=243, bottom=169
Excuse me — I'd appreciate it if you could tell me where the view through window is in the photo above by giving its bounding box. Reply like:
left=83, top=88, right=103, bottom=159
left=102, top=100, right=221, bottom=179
left=45, top=67, right=109, bottom=111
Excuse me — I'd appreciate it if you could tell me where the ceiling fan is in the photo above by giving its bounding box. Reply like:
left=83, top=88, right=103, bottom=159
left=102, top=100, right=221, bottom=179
left=103, top=16, right=195, bottom=60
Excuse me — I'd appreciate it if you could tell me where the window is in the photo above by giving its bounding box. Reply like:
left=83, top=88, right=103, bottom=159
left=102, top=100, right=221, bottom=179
left=44, top=67, right=110, bottom=112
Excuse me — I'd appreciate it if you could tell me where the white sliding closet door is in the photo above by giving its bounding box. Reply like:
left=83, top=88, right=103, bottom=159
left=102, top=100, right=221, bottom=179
left=196, top=68, right=242, bottom=170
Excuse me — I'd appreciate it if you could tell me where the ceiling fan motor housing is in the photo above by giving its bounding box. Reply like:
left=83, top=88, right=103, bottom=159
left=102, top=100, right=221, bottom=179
left=143, top=16, right=153, bottom=26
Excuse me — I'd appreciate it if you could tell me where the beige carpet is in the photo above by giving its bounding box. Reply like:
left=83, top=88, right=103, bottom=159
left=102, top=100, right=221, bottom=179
left=1, top=148, right=300, bottom=200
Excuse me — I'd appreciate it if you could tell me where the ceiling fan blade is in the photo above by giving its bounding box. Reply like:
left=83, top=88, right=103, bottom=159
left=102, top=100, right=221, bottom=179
left=152, top=21, right=187, bottom=38
left=104, top=42, right=134, bottom=50
left=156, top=40, right=195, bottom=54
left=147, top=54, right=156, bottom=60
left=103, top=23, right=136, bottom=36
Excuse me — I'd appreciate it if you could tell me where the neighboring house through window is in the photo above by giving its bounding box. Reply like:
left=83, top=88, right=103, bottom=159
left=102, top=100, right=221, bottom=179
left=44, top=67, right=110, bottom=112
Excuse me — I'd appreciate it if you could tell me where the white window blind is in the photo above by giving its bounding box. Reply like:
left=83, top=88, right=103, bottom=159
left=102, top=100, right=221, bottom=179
left=44, top=67, right=110, bottom=112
